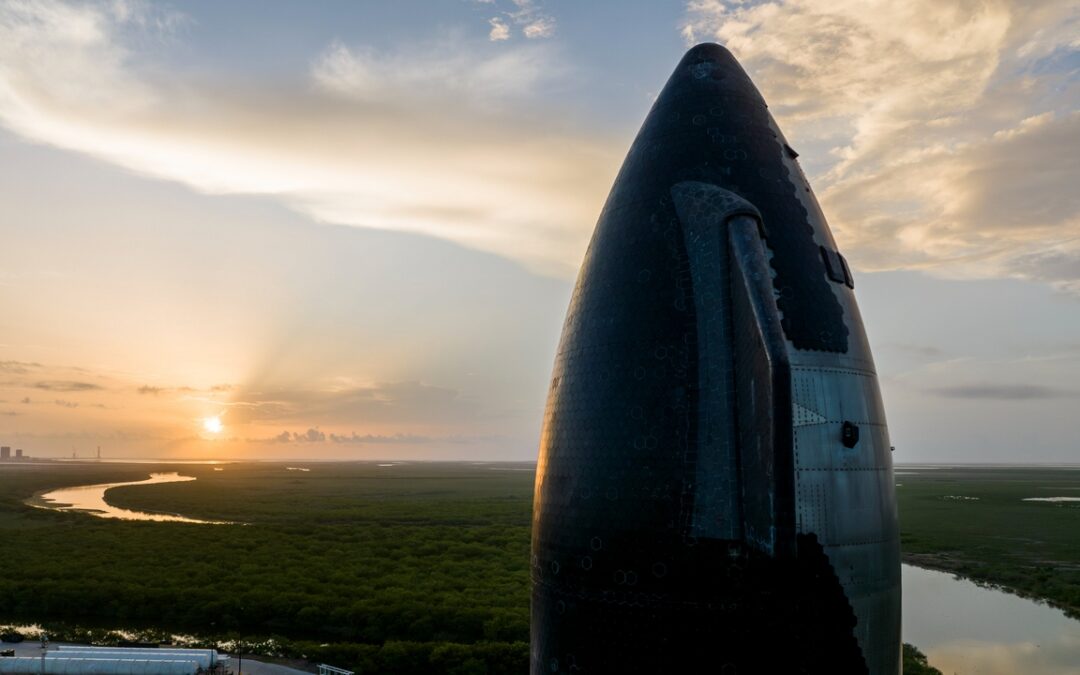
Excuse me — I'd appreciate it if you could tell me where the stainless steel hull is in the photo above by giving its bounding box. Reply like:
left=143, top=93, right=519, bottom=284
left=531, top=43, right=901, bottom=674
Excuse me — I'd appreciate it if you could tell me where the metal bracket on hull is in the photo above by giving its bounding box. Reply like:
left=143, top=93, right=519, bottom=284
left=671, top=181, right=796, bottom=558
left=728, top=213, right=797, bottom=559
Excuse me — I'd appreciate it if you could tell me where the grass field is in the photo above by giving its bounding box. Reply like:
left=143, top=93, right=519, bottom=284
left=896, top=465, right=1080, bottom=618
left=0, top=462, right=533, bottom=673
left=2, top=461, right=1076, bottom=673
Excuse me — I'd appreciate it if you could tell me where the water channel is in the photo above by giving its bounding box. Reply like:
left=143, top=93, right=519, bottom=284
left=29, top=472, right=226, bottom=524
left=903, top=563, right=1080, bottom=674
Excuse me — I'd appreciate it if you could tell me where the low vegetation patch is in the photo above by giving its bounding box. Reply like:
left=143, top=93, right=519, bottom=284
left=897, top=465, right=1080, bottom=619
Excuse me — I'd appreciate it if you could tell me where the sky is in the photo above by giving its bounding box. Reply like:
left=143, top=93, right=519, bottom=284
left=0, top=0, right=1077, bottom=462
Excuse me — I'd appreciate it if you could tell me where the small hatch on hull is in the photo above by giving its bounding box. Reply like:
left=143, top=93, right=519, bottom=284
left=842, top=421, right=860, bottom=448
left=819, top=246, right=846, bottom=284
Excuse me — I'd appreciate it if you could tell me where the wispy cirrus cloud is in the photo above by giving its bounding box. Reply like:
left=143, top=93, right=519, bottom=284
left=311, top=37, right=561, bottom=103
left=930, top=384, right=1078, bottom=400
left=0, top=0, right=611, bottom=278
left=33, top=380, right=101, bottom=392
left=223, top=380, right=475, bottom=427
left=0, top=360, right=42, bottom=373
left=260, top=428, right=493, bottom=445
left=482, top=0, right=556, bottom=41
left=886, top=343, right=947, bottom=360
left=683, top=0, right=1080, bottom=292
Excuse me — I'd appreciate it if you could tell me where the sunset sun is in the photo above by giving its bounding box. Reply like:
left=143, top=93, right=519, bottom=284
left=202, top=416, right=223, bottom=434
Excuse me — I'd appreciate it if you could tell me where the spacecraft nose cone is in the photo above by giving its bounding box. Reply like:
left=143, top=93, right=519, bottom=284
left=531, top=43, right=899, bottom=675
left=607, top=43, right=848, bottom=354
left=650, top=42, right=764, bottom=118
left=675, top=42, right=746, bottom=80
left=632, top=42, right=769, bottom=149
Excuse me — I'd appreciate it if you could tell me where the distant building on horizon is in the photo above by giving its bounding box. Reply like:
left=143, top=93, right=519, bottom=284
left=15, top=449, right=22, bottom=459
left=0, top=447, right=9, bottom=460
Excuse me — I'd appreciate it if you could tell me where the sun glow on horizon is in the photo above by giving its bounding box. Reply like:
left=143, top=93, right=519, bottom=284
left=202, top=416, right=223, bottom=434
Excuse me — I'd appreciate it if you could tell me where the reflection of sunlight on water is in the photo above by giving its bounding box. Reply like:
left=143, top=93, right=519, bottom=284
left=904, top=564, right=1080, bottom=674
left=30, top=473, right=229, bottom=524
left=1024, top=497, right=1080, bottom=502
left=0, top=623, right=205, bottom=646
left=929, top=635, right=1080, bottom=675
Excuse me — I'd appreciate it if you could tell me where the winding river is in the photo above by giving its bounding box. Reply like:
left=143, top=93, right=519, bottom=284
left=29, top=472, right=226, bottom=524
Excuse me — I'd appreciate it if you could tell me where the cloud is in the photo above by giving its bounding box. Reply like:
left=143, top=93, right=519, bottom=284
left=54, top=399, right=79, bottom=408
left=269, top=427, right=326, bottom=443
left=329, top=432, right=431, bottom=444
left=328, top=432, right=485, bottom=444
left=0, top=360, right=41, bottom=373
left=823, top=111, right=1080, bottom=291
left=887, top=343, right=947, bottom=359
left=311, top=37, right=560, bottom=102
left=33, top=380, right=102, bottom=391
left=484, top=1, right=556, bottom=41
left=260, top=430, right=489, bottom=445
left=10, top=429, right=166, bottom=442
left=139, top=383, right=232, bottom=396
left=930, top=384, right=1077, bottom=400
left=488, top=17, right=510, bottom=41
left=522, top=16, right=555, bottom=39
left=224, top=380, right=474, bottom=426
left=0, top=0, right=611, bottom=278
left=683, top=0, right=1080, bottom=291
left=510, top=0, right=556, bottom=39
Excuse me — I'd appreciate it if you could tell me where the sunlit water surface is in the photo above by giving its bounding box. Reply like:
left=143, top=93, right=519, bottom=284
left=30, top=472, right=227, bottom=524
left=904, top=564, right=1080, bottom=674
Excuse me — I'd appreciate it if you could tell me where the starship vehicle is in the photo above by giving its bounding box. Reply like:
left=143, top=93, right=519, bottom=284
left=531, top=43, right=900, bottom=674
